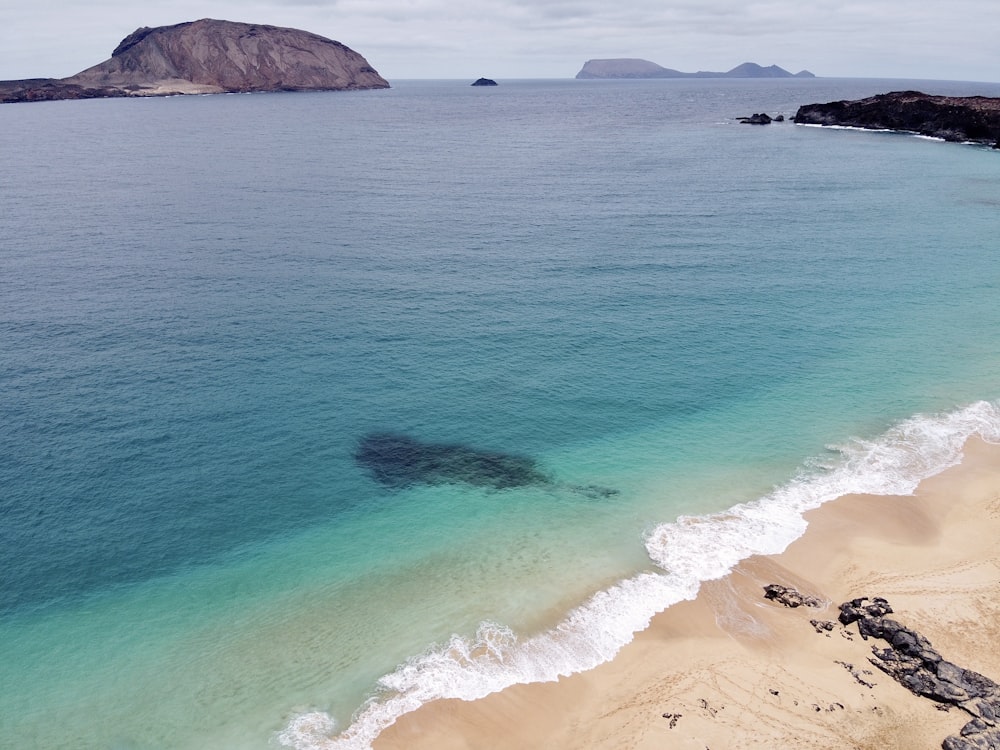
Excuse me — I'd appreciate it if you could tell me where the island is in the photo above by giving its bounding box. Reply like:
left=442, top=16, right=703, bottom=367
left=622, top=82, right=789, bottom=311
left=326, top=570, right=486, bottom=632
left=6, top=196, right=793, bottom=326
left=794, top=91, right=1000, bottom=148
left=471, top=78, right=498, bottom=87
left=575, top=59, right=814, bottom=79
left=0, top=18, right=389, bottom=103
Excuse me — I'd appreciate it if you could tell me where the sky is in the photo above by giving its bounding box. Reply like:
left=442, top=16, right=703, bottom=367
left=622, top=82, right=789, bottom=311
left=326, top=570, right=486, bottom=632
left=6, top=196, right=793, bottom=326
left=1, top=0, right=998, bottom=83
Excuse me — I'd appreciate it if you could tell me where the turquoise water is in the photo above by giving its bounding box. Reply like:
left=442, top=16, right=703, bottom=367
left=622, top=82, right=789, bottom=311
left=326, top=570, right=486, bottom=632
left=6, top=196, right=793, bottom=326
left=3, top=78, right=1000, bottom=749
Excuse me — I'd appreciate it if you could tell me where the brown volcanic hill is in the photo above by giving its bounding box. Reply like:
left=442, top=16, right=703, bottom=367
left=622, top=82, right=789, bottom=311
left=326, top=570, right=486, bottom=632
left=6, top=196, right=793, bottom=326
left=1, top=19, right=389, bottom=103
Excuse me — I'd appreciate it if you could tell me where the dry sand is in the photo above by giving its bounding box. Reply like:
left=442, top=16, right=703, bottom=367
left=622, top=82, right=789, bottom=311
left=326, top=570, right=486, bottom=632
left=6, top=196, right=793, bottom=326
left=374, top=437, right=1000, bottom=750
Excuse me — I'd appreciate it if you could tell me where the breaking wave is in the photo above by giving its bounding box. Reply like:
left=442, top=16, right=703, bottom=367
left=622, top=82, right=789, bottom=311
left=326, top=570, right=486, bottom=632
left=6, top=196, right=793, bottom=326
left=278, top=400, right=1000, bottom=750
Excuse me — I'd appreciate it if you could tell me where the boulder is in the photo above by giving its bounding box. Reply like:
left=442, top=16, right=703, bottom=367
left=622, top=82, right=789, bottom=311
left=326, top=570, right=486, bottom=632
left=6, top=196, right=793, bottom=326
left=763, top=584, right=821, bottom=608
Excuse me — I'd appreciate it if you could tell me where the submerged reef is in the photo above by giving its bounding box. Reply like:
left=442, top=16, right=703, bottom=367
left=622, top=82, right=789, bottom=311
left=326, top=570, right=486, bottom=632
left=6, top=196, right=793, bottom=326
left=355, top=432, right=619, bottom=497
left=355, top=433, right=550, bottom=490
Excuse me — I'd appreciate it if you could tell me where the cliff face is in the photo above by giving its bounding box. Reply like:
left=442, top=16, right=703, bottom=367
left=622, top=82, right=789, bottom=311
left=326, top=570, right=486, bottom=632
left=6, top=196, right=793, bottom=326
left=794, top=91, right=1000, bottom=147
left=1, top=19, right=389, bottom=103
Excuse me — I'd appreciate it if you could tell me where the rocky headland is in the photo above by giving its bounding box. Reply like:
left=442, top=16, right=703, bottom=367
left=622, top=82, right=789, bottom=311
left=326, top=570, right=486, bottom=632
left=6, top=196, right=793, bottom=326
left=794, top=91, right=1000, bottom=147
left=0, top=18, right=388, bottom=103
left=575, top=59, right=814, bottom=79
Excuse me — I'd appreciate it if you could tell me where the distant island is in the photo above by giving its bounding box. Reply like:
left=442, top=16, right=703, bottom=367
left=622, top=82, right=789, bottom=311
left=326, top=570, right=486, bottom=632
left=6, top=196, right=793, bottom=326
left=0, top=18, right=389, bottom=103
left=794, top=91, right=1000, bottom=148
left=576, top=59, right=814, bottom=80
left=471, top=78, right=498, bottom=87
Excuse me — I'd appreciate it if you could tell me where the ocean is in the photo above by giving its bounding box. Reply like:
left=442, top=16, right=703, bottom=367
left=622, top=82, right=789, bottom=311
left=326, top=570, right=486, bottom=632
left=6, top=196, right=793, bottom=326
left=2, top=76, right=1000, bottom=749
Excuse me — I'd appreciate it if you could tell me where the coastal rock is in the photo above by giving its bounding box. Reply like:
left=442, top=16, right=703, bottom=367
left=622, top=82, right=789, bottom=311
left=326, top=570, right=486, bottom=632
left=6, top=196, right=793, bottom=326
left=575, top=59, right=814, bottom=80
left=838, top=596, right=1000, bottom=749
left=763, top=584, right=822, bottom=608
left=0, top=18, right=388, bottom=103
left=793, top=91, right=1000, bottom=147
left=471, top=78, right=498, bottom=86
left=811, top=619, right=836, bottom=633
left=739, top=112, right=773, bottom=125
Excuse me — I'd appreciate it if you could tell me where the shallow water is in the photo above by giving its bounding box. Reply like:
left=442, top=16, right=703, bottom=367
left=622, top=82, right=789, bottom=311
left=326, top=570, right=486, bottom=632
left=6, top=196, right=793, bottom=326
left=2, top=77, right=1000, bottom=749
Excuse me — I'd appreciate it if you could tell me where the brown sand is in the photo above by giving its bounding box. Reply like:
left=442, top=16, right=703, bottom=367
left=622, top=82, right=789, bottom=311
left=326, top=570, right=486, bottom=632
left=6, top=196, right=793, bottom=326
left=374, top=438, right=1000, bottom=750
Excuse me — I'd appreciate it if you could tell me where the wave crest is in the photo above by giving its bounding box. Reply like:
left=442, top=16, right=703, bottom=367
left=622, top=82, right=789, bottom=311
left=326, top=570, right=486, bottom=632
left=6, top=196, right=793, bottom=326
left=279, top=400, right=1000, bottom=750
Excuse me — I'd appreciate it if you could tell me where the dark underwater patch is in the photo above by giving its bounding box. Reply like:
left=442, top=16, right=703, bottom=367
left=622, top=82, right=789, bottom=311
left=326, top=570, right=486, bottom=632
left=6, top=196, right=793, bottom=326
left=355, top=432, right=552, bottom=490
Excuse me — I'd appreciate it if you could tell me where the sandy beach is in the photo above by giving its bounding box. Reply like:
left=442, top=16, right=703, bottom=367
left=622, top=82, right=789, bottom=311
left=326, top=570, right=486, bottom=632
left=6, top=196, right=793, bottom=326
left=375, top=437, right=1000, bottom=750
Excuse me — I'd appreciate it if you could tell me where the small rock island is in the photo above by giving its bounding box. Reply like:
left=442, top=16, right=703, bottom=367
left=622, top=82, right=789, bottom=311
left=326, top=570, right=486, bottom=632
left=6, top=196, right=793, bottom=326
left=794, top=91, right=1000, bottom=148
left=471, top=78, right=498, bottom=87
left=738, top=112, right=784, bottom=125
left=0, top=18, right=389, bottom=103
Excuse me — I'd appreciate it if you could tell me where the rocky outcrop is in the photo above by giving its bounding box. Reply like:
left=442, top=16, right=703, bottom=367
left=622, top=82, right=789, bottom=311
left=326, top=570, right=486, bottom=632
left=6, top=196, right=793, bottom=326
left=575, top=59, right=814, bottom=80
left=762, top=584, right=822, bottom=607
left=761, top=587, right=1000, bottom=749
left=794, top=91, right=1000, bottom=147
left=839, top=597, right=1000, bottom=749
left=739, top=113, right=773, bottom=124
left=471, top=78, right=498, bottom=86
left=0, top=19, right=388, bottom=103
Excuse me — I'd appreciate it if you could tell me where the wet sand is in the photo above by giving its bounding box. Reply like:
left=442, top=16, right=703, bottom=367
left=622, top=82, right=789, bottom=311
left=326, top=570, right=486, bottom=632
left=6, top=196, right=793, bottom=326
left=375, top=438, right=1000, bottom=750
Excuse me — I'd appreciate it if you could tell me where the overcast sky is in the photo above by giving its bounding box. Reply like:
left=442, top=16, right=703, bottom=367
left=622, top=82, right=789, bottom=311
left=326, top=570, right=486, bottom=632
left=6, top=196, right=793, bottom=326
left=2, top=0, right=997, bottom=82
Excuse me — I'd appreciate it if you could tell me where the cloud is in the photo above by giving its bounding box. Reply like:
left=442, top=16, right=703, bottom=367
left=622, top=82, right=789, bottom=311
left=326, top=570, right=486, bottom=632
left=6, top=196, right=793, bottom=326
left=1, top=0, right=998, bottom=81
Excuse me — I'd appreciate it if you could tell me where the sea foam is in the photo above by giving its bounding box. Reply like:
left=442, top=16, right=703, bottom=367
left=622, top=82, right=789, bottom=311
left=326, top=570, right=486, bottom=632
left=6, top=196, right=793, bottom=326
left=278, top=400, right=1000, bottom=750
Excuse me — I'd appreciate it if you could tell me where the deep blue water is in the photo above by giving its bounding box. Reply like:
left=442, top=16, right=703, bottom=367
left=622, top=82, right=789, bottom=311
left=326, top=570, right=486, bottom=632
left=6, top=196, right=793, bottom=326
left=2, top=77, right=1000, bottom=749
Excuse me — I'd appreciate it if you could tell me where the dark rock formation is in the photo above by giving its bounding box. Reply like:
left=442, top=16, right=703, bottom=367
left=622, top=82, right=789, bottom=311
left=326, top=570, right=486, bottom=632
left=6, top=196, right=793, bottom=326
left=0, top=19, right=388, bottom=103
left=739, top=112, right=773, bottom=124
left=794, top=91, right=1000, bottom=147
left=575, top=59, right=814, bottom=80
left=355, top=433, right=551, bottom=490
left=471, top=78, right=498, bottom=86
left=838, top=597, right=1000, bottom=749
left=763, top=584, right=822, bottom=608
left=0, top=78, right=124, bottom=103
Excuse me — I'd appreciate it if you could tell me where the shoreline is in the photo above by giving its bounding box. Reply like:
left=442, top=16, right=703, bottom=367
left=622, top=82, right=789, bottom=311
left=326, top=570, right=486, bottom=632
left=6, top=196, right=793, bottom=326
left=373, top=437, right=1000, bottom=749
left=793, top=91, right=1000, bottom=147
